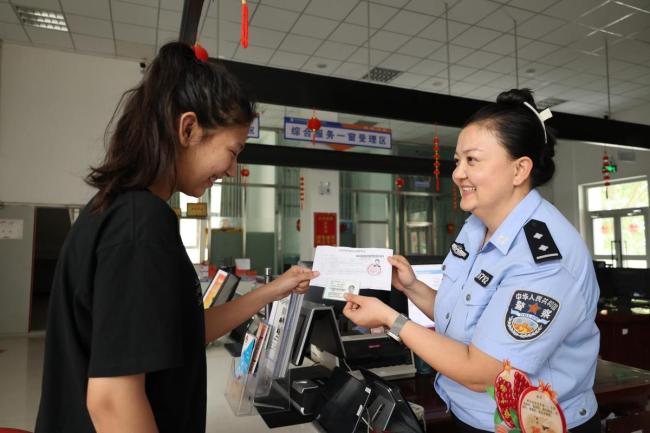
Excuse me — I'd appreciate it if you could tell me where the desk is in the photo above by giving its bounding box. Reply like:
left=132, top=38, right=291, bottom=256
left=257, top=359, right=650, bottom=432
left=393, top=359, right=650, bottom=433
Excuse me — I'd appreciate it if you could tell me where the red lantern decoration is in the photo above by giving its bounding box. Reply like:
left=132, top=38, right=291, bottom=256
left=299, top=175, right=305, bottom=210
left=395, top=177, right=405, bottom=190
left=307, top=111, right=321, bottom=145
left=452, top=184, right=458, bottom=211
left=446, top=223, right=456, bottom=234
left=193, top=43, right=208, bottom=62
left=602, top=150, right=610, bottom=199
left=241, top=0, right=249, bottom=48
left=433, top=130, right=440, bottom=192
left=240, top=166, right=250, bottom=189
left=296, top=218, right=301, bottom=232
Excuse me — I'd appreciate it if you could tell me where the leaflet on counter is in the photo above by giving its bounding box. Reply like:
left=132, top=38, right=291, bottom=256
left=310, top=246, right=393, bottom=300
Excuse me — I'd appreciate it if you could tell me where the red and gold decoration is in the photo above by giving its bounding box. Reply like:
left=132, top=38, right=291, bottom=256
left=452, top=184, right=458, bottom=211
left=299, top=175, right=305, bottom=210
left=519, top=382, right=566, bottom=433
left=313, top=212, right=337, bottom=247
left=241, top=0, right=249, bottom=48
left=488, top=360, right=566, bottom=433
left=446, top=223, right=456, bottom=235
left=395, top=177, right=405, bottom=190
left=601, top=149, right=617, bottom=199
left=433, top=129, right=441, bottom=192
left=307, top=110, right=322, bottom=145
left=240, top=166, right=250, bottom=188
left=193, top=42, right=208, bottom=62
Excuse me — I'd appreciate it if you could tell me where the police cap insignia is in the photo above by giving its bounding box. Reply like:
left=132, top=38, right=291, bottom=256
left=505, top=290, right=559, bottom=340
left=524, top=219, right=562, bottom=264
left=450, top=242, right=469, bottom=260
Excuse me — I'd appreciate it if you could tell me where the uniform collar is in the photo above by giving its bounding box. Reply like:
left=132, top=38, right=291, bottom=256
left=467, top=189, right=543, bottom=255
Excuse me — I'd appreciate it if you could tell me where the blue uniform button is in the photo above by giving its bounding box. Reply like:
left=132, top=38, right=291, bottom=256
left=579, top=409, right=586, bottom=416
left=445, top=313, right=450, bottom=320
left=465, top=293, right=471, bottom=302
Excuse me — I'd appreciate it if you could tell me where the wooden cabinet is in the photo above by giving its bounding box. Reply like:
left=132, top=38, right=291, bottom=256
left=597, top=312, right=650, bottom=371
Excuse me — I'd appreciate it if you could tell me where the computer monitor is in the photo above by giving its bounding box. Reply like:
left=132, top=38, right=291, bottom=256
left=360, top=367, right=425, bottom=433
left=291, top=300, right=346, bottom=366
left=202, top=269, right=240, bottom=309
left=315, top=367, right=372, bottom=433
left=407, top=264, right=443, bottom=329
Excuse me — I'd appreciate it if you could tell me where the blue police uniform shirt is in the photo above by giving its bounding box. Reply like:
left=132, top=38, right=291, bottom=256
left=433, top=188, right=600, bottom=431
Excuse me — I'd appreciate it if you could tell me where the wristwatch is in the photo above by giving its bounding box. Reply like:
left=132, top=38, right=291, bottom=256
left=386, top=313, right=409, bottom=343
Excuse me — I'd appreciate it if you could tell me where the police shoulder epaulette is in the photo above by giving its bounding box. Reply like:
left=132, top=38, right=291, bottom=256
left=523, top=219, right=562, bottom=264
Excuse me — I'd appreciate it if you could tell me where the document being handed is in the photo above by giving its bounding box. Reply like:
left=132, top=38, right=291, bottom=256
left=310, top=246, right=393, bottom=301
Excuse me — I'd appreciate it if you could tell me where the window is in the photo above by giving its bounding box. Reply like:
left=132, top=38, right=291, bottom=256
left=584, top=177, right=649, bottom=268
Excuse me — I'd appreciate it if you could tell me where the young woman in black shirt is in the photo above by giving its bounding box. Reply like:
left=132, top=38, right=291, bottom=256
left=34, top=42, right=317, bottom=433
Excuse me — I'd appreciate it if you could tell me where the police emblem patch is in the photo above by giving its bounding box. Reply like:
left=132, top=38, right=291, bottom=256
left=505, top=290, right=559, bottom=340
left=450, top=242, right=469, bottom=260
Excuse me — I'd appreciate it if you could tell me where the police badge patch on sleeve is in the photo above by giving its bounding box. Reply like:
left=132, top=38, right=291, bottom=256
left=505, top=290, right=559, bottom=340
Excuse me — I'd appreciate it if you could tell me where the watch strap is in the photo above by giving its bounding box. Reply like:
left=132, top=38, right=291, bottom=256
left=387, top=313, right=409, bottom=342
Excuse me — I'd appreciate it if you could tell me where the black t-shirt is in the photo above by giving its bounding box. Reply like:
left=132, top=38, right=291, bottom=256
left=35, top=190, right=206, bottom=433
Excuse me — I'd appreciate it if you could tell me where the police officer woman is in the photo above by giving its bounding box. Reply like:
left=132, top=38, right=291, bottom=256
left=344, top=89, right=600, bottom=433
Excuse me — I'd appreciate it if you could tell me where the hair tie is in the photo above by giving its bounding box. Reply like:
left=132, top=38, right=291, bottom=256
left=523, top=101, right=552, bottom=143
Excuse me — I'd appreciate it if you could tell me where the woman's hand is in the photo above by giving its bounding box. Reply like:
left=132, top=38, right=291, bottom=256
left=342, top=294, right=399, bottom=329
left=387, top=255, right=417, bottom=293
left=266, top=266, right=319, bottom=301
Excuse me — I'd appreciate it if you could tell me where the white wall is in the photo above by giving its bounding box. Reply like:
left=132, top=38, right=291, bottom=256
left=551, top=139, right=650, bottom=233
left=299, top=168, right=340, bottom=261
left=0, top=42, right=141, bottom=205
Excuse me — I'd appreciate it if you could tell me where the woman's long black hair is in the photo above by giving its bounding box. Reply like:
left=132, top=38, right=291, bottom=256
left=86, top=42, right=255, bottom=211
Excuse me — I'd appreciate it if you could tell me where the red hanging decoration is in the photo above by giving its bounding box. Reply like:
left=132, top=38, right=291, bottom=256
left=299, top=175, right=305, bottom=210
left=395, top=177, right=405, bottom=190
left=433, top=129, right=441, bottom=192
left=602, top=150, right=610, bottom=199
left=451, top=184, right=458, bottom=211
left=193, top=42, right=208, bottom=62
left=240, top=166, right=250, bottom=189
left=241, top=0, right=249, bottom=48
left=307, top=111, right=321, bottom=145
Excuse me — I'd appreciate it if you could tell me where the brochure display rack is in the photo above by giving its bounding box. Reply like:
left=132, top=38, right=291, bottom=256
left=225, top=292, right=304, bottom=417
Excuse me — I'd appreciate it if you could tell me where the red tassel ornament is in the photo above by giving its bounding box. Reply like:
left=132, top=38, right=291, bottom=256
left=241, top=0, right=249, bottom=48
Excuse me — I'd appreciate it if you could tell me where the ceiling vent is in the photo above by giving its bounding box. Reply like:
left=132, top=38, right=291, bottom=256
left=354, top=120, right=378, bottom=127
left=15, top=5, right=69, bottom=32
left=617, top=150, right=636, bottom=162
left=362, top=67, right=403, bottom=83
left=536, top=97, right=567, bottom=109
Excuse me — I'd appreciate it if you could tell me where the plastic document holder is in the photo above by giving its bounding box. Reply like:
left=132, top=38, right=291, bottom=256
left=225, top=293, right=305, bottom=417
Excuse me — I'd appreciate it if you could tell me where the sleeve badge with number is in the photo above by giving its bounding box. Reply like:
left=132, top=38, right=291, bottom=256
left=505, top=290, right=559, bottom=340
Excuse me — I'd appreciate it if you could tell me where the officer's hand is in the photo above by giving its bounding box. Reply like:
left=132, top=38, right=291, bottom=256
left=343, top=294, right=399, bottom=329
left=387, top=255, right=417, bottom=292
left=267, top=266, right=319, bottom=301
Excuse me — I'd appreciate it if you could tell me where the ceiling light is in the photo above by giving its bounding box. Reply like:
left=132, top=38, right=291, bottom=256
left=316, top=63, right=328, bottom=69
left=15, top=6, right=69, bottom=32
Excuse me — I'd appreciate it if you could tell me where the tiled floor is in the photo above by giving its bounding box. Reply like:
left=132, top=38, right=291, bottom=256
left=0, top=336, right=315, bottom=432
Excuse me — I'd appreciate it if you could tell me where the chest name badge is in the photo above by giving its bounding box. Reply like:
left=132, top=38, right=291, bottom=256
left=474, top=270, right=493, bottom=287
left=450, top=242, right=469, bottom=260
left=505, top=290, right=559, bottom=340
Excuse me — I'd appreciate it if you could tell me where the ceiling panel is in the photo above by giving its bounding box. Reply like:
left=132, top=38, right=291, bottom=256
left=292, top=14, right=338, bottom=39
left=314, top=40, right=358, bottom=61
left=447, top=0, right=501, bottom=25
left=65, top=14, right=113, bottom=39
left=72, top=33, right=115, bottom=55
left=269, top=50, right=309, bottom=69
left=251, top=5, right=299, bottom=32
left=59, top=0, right=110, bottom=20
left=345, top=2, right=399, bottom=29
left=3, top=0, right=649, bottom=125
left=383, top=9, right=432, bottom=36
left=0, top=3, right=19, bottom=23
left=111, top=1, right=158, bottom=27
left=25, top=27, right=72, bottom=48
